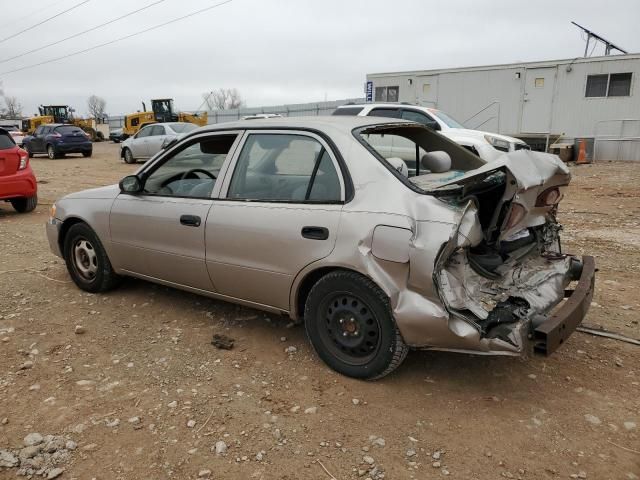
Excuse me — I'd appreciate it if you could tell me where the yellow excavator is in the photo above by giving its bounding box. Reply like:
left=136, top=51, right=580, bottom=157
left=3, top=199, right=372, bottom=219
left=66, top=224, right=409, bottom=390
left=121, top=98, right=208, bottom=139
left=22, top=105, right=103, bottom=140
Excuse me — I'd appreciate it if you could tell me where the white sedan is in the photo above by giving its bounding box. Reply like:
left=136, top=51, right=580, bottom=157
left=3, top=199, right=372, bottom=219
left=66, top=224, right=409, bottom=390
left=120, top=122, right=198, bottom=164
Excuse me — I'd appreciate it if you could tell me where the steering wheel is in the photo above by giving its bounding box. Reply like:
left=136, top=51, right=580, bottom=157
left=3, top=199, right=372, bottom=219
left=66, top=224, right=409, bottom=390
left=180, top=168, right=216, bottom=180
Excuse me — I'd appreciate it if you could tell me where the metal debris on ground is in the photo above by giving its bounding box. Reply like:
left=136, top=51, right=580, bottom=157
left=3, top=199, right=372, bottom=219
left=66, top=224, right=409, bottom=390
left=211, top=333, right=234, bottom=350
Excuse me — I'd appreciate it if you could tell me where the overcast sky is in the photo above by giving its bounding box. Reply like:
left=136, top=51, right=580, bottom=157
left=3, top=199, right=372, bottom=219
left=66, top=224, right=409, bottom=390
left=0, top=0, right=638, bottom=116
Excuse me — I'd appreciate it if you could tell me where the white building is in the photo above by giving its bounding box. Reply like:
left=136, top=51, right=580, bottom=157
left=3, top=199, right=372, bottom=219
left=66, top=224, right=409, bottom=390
left=366, top=54, right=640, bottom=160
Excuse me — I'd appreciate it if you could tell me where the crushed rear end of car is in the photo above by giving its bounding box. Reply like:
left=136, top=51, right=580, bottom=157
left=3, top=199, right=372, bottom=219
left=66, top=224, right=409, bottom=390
left=417, top=151, right=595, bottom=356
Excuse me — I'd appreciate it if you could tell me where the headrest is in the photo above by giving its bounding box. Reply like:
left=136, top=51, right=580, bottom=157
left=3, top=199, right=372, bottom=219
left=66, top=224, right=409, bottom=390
left=387, top=157, right=408, bottom=177
left=421, top=151, right=451, bottom=173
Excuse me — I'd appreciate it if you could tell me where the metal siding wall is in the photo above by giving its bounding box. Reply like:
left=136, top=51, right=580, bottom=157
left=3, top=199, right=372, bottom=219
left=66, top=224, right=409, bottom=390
left=550, top=58, right=640, bottom=137
left=368, top=56, right=640, bottom=159
left=435, top=69, right=523, bottom=134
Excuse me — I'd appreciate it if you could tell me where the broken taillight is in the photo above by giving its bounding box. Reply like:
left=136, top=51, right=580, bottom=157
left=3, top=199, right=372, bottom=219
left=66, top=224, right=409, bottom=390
left=505, top=203, right=526, bottom=229
left=536, top=186, right=563, bottom=207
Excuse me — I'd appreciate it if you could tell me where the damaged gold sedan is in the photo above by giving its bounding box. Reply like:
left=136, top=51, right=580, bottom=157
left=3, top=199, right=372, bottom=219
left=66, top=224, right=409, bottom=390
left=46, top=116, right=595, bottom=379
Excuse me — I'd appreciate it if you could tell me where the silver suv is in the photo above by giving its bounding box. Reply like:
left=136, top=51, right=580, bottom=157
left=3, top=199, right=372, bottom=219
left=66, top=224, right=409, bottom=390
left=46, top=116, right=595, bottom=379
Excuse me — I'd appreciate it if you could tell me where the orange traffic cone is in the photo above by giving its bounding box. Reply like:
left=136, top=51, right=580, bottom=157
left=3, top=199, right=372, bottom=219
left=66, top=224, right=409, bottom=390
left=576, top=139, right=587, bottom=164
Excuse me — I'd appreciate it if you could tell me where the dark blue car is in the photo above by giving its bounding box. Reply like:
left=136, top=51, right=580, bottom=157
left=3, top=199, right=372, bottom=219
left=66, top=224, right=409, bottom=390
left=23, top=124, right=92, bottom=159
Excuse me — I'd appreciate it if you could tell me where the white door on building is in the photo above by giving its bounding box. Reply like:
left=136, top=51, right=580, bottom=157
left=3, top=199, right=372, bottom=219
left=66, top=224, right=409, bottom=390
left=521, top=67, right=556, bottom=133
left=417, top=75, right=438, bottom=107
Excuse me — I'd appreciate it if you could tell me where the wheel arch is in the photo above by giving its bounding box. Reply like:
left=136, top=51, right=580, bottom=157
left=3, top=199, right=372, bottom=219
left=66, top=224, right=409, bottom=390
left=291, top=265, right=385, bottom=322
left=58, top=216, right=89, bottom=256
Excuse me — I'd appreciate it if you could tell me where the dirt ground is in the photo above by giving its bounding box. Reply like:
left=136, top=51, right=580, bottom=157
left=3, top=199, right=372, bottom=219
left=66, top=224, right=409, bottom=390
left=1, top=142, right=638, bottom=480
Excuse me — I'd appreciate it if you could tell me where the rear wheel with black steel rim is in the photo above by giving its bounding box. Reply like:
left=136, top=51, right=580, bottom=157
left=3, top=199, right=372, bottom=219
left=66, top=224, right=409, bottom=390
left=304, top=270, right=408, bottom=380
left=63, top=223, right=121, bottom=293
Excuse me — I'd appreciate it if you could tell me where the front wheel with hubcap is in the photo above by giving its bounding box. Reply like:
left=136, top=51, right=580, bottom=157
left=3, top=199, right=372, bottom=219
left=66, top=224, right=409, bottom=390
left=63, top=223, right=121, bottom=293
left=123, top=148, right=135, bottom=164
left=304, top=270, right=408, bottom=380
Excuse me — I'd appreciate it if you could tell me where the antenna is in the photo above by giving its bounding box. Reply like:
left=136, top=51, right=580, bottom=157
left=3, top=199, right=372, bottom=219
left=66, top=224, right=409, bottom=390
left=572, top=21, right=628, bottom=57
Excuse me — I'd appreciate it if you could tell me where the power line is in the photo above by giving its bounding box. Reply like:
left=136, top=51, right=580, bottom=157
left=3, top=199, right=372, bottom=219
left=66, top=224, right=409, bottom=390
left=0, top=0, right=92, bottom=45
left=0, top=0, right=167, bottom=65
left=7, top=0, right=65, bottom=29
left=0, top=0, right=235, bottom=77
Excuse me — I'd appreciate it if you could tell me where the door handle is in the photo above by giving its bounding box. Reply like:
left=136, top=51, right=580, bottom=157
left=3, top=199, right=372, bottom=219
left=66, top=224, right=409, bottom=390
left=301, top=226, right=329, bottom=240
left=180, top=214, right=201, bottom=227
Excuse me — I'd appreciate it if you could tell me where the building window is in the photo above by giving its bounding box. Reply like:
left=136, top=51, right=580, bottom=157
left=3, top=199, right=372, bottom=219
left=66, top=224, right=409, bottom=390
left=608, top=73, right=632, bottom=96
left=585, top=72, right=632, bottom=97
left=534, top=77, right=545, bottom=88
left=374, top=86, right=399, bottom=102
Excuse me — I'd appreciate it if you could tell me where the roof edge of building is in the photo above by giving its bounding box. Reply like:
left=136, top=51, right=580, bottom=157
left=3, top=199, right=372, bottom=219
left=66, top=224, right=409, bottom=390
left=368, top=53, right=640, bottom=78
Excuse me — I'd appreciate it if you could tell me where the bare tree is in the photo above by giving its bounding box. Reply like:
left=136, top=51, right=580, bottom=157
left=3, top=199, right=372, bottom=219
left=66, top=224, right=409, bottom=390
left=3, top=96, right=23, bottom=118
left=87, top=95, right=107, bottom=120
left=202, top=88, right=244, bottom=110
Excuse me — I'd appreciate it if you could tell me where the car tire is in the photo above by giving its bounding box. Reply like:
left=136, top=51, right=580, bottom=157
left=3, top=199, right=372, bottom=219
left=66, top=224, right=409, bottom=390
left=47, top=144, right=58, bottom=159
left=63, top=223, right=122, bottom=293
left=123, top=148, right=135, bottom=164
left=10, top=195, right=37, bottom=213
left=82, top=150, right=92, bottom=158
left=304, top=270, right=409, bottom=380
left=25, top=144, right=33, bottom=158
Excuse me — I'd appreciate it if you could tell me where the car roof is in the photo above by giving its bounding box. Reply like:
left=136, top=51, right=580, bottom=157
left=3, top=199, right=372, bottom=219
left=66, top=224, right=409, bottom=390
left=196, top=115, right=410, bottom=133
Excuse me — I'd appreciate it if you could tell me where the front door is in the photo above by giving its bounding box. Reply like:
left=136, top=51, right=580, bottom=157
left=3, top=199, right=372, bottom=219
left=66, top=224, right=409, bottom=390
left=109, top=132, right=241, bottom=291
left=521, top=67, right=556, bottom=133
left=31, top=126, right=46, bottom=152
left=206, top=131, right=344, bottom=310
left=130, top=125, right=153, bottom=158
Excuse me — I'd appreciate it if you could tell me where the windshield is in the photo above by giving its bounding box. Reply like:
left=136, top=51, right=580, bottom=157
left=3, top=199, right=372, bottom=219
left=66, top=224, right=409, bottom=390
left=168, top=123, right=198, bottom=133
left=428, top=109, right=466, bottom=129
left=55, top=126, right=84, bottom=135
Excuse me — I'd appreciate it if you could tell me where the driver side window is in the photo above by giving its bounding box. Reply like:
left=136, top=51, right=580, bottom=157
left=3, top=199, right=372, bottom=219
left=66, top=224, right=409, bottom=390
left=143, top=135, right=237, bottom=198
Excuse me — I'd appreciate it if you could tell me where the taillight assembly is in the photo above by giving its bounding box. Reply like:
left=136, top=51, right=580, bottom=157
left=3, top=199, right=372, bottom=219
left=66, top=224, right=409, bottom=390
left=505, top=203, right=526, bottom=229
left=536, top=186, right=563, bottom=207
left=18, top=150, right=28, bottom=170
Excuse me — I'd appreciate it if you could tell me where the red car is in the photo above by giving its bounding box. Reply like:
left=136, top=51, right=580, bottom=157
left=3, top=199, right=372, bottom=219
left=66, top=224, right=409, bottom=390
left=0, top=127, right=37, bottom=213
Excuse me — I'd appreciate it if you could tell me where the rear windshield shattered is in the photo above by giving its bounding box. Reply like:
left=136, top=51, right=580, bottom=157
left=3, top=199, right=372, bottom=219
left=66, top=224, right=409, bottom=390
left=355, top=124, right=485, bottom=193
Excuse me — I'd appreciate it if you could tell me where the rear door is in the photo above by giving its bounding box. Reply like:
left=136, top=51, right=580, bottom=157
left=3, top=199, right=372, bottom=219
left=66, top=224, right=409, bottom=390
left=0, top=131, right=20, bottom=179
left=206, top=130, right=344, bottom=310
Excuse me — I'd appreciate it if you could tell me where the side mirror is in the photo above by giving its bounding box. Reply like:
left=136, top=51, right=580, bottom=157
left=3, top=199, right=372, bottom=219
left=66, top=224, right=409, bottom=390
left=119, top=175, right=143, bottom=194
left=426, top=121, right=441, bottom=131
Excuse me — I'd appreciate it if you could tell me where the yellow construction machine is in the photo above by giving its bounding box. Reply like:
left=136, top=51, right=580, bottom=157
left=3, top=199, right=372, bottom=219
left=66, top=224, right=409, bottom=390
left=121, top=98, right=208, bottom=139
left=22, top=105, right=103, bottom=140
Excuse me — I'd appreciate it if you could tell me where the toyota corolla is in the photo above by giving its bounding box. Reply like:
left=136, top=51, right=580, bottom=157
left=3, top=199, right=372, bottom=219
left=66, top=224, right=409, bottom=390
left=46, top=117, right=595, bottom=379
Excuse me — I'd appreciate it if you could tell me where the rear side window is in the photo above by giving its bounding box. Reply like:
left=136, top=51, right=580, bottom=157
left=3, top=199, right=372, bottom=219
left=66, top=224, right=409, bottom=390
left=55, top=126, right=84, bottom=135
left=169, top=123, right=197, bottom=133
left=150, top=125, right=165, bottom=136
left=0, top=132, right=15, bottom=149
left=368, top=108, right=401, bottom=118
left=228, top=134, right=341, bottom=202
left=332, top=107, right=364, bottom=116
